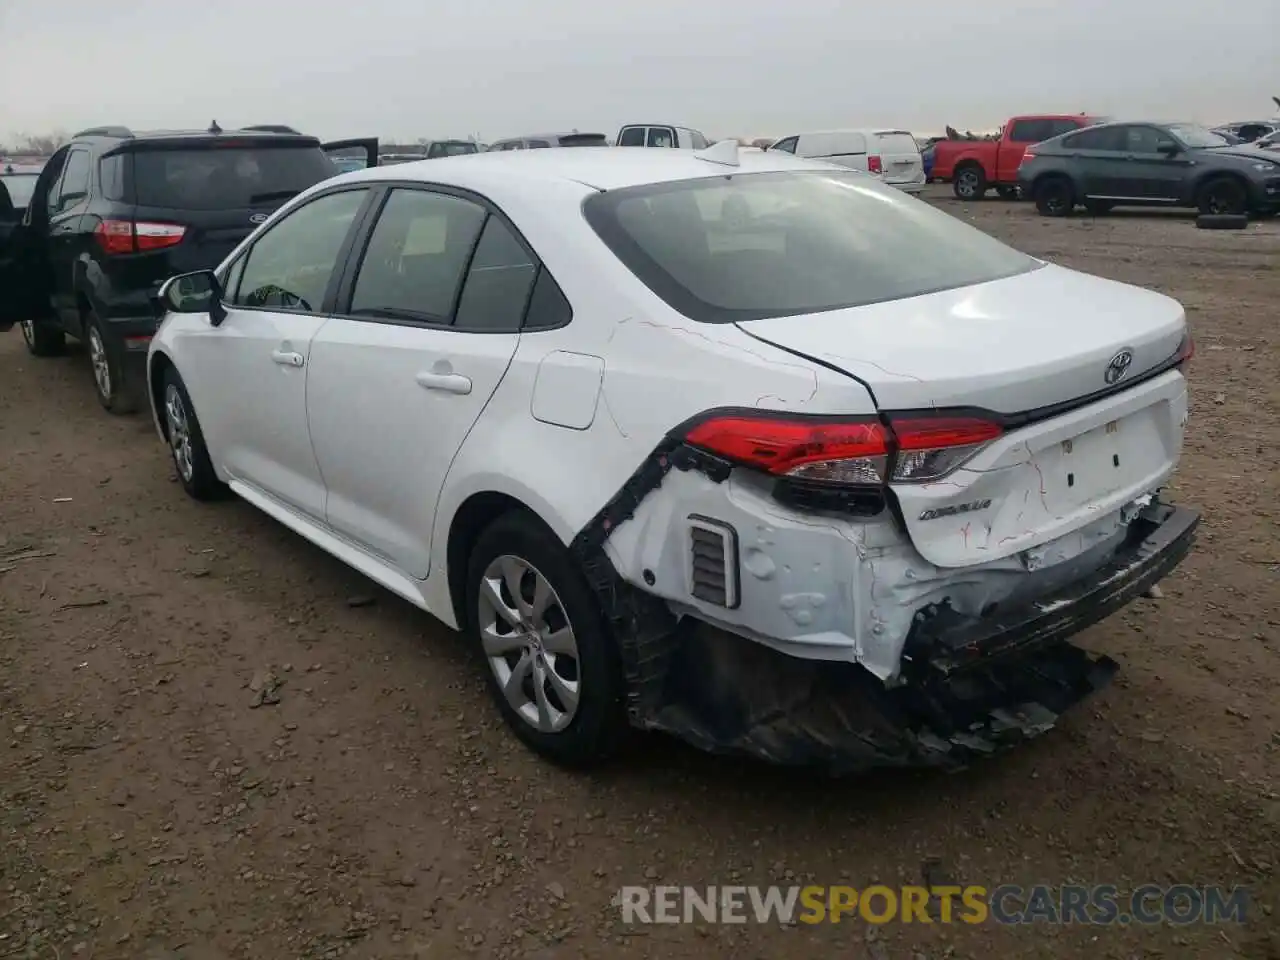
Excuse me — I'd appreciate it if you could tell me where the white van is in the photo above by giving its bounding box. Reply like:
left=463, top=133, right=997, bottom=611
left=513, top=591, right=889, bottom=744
left=766, top=129, right=926, bottom=193
left=616, top=124, right=711, bottom=149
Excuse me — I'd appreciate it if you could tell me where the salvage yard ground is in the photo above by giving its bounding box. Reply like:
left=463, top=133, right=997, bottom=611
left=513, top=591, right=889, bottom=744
left=1, top=187, right=1277, bottom=960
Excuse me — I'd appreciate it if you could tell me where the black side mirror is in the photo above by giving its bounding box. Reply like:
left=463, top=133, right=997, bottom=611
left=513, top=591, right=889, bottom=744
left=159, top=270, right=227, bottom=326
left=1156, top=141, right=1181, bottom=156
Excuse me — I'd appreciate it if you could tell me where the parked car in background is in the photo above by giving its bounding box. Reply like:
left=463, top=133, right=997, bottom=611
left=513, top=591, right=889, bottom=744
left=766, top=129, right=926, bottom=193
left=1256, top=130, right=1280, bottom=151
left=1211, top=121, right=1278, bottom=144
left=139, top=145, right=1197, bottom=771
left=934, top=115, right=1105, bottom=200
left=488, top=132, right=609, bottom=151
left=0, top=124, right=377, bottom=413
left=1017, top=120, right=1280, bottom=218
left=616, top=125, right=710, bottom=149
left=422, top=139, right=481, bottom=158
left=916, top=135, right=945, bottom=181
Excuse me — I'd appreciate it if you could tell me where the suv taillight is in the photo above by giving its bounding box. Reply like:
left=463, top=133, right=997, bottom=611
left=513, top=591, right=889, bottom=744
left=94, top=219, right=186, bottom=256
left=1176, top=333, right=1195, bottom=367
left=867, top=155, right=883, bottom=174
left=682, top=412, right=1003, bottom=488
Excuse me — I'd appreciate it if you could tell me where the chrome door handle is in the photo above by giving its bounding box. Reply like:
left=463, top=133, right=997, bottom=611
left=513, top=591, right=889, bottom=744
left=415, top=371, right=472, bottom=395
left=271, top=349, right=304, bottom=367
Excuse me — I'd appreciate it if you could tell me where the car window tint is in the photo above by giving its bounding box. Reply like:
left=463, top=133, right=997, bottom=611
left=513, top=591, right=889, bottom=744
left=349, top=189, right=486, bottom=323
left=584, top=170, right=1037, bottom=324
left=618, top=127, right=646, bottom=147
left=131, top=145, right=335, bottom=210
left=454, top=216, right=538, bottom=331
left=1064, top=127, right=1123, bottom=151
left=57, top=150, right=91, bottom=207
left=528, top=140, right=551, bottom=149
left=234, top=189, right=367, bottom=312
left=1008, top=119, right=1050, bottom=142
left=1125, top=126, right=1170, bottom=153
left=99, top=156, right=125, bottom=201
left=770, top=137, right=798, bottom=154
left=522, top=267, right=572, bottom=330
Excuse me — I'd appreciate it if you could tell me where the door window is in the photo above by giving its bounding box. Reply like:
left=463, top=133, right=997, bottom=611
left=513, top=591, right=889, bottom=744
left=348, top=189, right=486, bottom=323
left=1063, top=127, right=1125, bottom=151
left=1125, top=126, right=1175, bottom=154
left=618, top=127, right=646, bottom=147
left=1007, top=119, right=1052, bottom=143
left=770, top=137, right=798, bottom=154
left=53, top=150, right=91, bottom=213
left=647, top=127, right=676, bottom=148
left=454, top=216, right=538, bottom=332
left=233, top=188, right=368, bottom=312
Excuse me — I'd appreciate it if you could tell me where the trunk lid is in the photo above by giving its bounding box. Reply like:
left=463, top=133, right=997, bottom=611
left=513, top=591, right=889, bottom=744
left=874, top=131, right=924, bottom=185
left=737, top=264, right=1190, bottom=567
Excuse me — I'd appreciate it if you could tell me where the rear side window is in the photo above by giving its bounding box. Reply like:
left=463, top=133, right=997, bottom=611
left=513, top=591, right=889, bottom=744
left=647, top=128, right=676, bottom=148
left=770, top=137, right=798, bottom=154
left=99, top=156, right=125, bottom=201
left=583, top=170, right=1037, bottom=324
left=523, top=268, right=572, bottom=329
left=349, top=189, right=487, bottom=323
left=618, top=127, right=646, bottom=147
left=1063, top=127, right=1124, bottom=151
left=233, top=189, right=367, bottom=312
left=454, top=217, right=538, bottom=331
left=874, top=132, right=920, bottom=155
left=130, top=144, right=336, bottom=210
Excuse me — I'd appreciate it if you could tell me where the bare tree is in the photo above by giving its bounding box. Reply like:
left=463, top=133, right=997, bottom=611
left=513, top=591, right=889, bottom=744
left=4, top=131, right=68, bottom=156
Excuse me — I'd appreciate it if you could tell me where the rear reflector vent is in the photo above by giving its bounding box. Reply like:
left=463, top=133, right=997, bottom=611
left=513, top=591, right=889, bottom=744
left=687, top=516, right=739, bottom=609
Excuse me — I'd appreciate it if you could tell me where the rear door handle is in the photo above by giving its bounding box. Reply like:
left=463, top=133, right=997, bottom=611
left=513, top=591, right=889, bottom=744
left=415, top=371, right=472, bottom=395
left=271, top=349, right=304, bottom=367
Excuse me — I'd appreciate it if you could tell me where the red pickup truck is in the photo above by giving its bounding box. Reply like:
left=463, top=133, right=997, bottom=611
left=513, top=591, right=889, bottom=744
left=932, top=115, right=1105, bottom=200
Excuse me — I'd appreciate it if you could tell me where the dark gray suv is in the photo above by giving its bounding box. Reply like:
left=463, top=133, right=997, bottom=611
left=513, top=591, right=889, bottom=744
left=1017, top=121, right=1280, bottom=218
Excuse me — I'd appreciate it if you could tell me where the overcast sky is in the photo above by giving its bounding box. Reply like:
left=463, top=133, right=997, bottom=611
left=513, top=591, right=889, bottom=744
left=1, top=0, right=1275, bottom=144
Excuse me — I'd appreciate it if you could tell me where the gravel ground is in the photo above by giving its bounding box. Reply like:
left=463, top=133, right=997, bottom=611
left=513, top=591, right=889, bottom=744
left=1, top=187, right=1277, bottom=960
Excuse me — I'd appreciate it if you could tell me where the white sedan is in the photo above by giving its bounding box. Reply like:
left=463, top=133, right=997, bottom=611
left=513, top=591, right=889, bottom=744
left=146, top=142, right=1199, bottom=771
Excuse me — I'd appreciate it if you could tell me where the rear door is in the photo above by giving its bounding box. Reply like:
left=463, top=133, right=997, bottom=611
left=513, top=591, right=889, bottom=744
left=323, top=137, right=380, bottom=170
left=873, top=131, right=924, bottom=186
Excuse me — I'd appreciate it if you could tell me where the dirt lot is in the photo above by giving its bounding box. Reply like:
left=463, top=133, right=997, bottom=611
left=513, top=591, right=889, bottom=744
left=1, top=188, right=1278, bottom=960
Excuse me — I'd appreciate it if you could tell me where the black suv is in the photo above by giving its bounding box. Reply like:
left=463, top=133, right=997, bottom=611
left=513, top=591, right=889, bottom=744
left=1017, top=120, right=1280, bottom=219
left=0, top=125, right=376, bottom=413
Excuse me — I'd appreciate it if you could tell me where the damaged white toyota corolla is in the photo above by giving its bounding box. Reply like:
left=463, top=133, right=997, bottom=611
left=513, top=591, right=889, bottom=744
left=146, top=141, right=1197, bottom=771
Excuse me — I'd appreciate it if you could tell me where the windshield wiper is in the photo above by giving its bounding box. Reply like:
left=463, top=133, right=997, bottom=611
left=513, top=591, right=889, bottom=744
left=248, top=189, right=301, bottom=204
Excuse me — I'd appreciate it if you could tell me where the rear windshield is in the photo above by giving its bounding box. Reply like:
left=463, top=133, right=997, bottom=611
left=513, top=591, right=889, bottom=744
left=583, top=170, right=1038, bottom=324
left=130, top=145, right=336, bottom=210
left=0, top=173, right=38, bottom=208
left=558, top=134, right=609, bottom=147
left=875, top=132, right=920, bottom=155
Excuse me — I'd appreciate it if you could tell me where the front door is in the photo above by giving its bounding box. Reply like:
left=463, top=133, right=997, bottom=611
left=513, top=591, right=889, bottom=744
left=306, top=186, right=534, bottom=578
left=1120, top=126, right=1191, bottom=201
left=180, top=187, right=373, bottom=520
left=0, top=215, right=49, bottom=334
left=46, top=148, right=93, bottom=326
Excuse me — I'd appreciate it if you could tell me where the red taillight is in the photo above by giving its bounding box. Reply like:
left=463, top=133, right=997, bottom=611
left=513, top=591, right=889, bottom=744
left=94, top=219, right=186, bottom=256
left=682, top=412, right=1003, bottom=487
left=867, top=155, right=883, bottom=174
left=1176, top=334, right=1195, bottom=366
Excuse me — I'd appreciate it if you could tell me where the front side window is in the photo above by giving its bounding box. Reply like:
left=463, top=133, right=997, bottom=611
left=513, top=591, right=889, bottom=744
left=348, top=189, right=486, bottom=323
left=1125, top=126, right=1177, bottom=154
left=584, top=170, right=1038, bottom=324
left=233, top=189, right=367, bottom=312
left=1166, top=123, right=1230, bottom=148
left=618, top=127, right=646, bottom=147
left=647, top=127, right=676, bottom=148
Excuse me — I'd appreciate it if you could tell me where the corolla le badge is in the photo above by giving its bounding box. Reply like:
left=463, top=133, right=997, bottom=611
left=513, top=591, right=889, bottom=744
left=249, top=213, right=269, bottom=224
left=1104, top=348, right=1134, bottom=385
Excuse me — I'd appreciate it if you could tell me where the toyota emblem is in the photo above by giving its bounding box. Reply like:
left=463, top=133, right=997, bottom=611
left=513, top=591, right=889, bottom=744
left=1104, top=349, right=1134, bottom=385
left=249, top=213, right=268, bottom=224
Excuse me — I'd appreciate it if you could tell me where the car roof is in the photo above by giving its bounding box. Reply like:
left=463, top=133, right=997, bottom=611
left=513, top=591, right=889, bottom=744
left=499, top=132, right=607, bottom=142
left=73, top=127, right=319, bottom=146
left=340, top=144, right=843, bottom=192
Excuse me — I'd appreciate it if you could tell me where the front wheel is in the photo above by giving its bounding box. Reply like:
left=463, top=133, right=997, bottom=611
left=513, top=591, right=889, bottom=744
left=1034, top=177, right=1075, bottom=217
left=466, top=511, right=627, bottom=767
left=1196, top=176, right=1248, bottom=216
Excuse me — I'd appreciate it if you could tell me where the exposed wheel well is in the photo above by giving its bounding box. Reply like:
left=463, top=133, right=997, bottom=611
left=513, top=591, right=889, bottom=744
left=446, top=492, right=551, bottom=629
left=149, top=352, right=175, bottom=438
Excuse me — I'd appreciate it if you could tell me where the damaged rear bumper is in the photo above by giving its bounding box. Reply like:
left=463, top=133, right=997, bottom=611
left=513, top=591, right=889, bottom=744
left=604, top=500, right=1199, bottom=772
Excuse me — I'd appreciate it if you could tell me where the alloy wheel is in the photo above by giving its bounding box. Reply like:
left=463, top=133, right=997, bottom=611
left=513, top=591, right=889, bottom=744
left=957, top=171, right=979, bottom=198
left=477, top=554, right=581, bottom=733
left=164, top=384, right=195, bottom=483
left=88, top=327, right=112, bottom=400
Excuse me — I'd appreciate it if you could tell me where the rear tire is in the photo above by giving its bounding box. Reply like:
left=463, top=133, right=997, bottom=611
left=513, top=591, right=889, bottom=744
left=85, top=310, right=138, bottom=415
left=160, top=366, right=226, bottom=501
left=1034, top=177, right=1075, bottom=217
left=952, top=165, right=987, bottom=201
left=465, top=511, right=628, bottom=768
left=20, top=318, right=65, bottom=357
left=1196, top=176, right=1248, bottom=216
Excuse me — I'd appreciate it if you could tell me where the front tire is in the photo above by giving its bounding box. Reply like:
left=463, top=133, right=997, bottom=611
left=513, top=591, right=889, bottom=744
left=85, top=311, right=138, bottom=414
left=1034, top=177, right=1076, bottom=217
left=1196, top=176, right=1248, bottom=216
left=161, top=366, right=225, bottom=501
left=20, top=318, right=66, bottom=357
left=466, top=511, right=627, bottom=767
